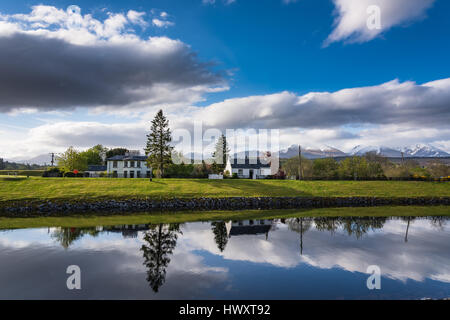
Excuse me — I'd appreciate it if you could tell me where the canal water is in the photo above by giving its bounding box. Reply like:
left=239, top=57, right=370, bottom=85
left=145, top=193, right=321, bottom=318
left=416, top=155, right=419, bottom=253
left=0, top=216, right=449, bottom=299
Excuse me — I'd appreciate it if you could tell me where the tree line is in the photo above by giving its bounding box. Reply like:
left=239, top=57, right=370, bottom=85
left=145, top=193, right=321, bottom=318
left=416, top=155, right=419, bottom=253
left=281, top=152, right=449, bottom=180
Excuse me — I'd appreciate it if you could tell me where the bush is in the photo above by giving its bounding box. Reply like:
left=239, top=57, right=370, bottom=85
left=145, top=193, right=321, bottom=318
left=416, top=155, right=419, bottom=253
left=232, top=173, right=238, bottom=179
left=42, top=168, right=63, bottom=177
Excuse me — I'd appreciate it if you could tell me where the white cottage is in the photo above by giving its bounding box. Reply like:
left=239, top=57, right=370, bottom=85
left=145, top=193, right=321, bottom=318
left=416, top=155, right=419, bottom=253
left=225, top=155, right=277, bottom=179
left=106, top=151, right=151, bottom=178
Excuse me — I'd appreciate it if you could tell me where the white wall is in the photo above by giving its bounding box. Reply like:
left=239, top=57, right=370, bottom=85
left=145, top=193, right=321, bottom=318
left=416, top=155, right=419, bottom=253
left=107, top=160, right=150, bottom=178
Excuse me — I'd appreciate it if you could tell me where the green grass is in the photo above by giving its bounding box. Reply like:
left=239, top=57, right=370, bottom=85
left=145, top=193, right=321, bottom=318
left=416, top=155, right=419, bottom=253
left=0, top=206, right=448, bottom=229
left=0, top=177, right=449, bottom=204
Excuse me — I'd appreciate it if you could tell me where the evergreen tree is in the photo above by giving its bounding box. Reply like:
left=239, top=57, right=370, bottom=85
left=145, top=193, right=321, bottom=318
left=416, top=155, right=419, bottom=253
left=212, top=134, right=230, bottom=172
left=211, top=221, right=228, bottom=252
left=141, top=224, right=180, bottom=292
left=145, top=110, right=173, bottom=178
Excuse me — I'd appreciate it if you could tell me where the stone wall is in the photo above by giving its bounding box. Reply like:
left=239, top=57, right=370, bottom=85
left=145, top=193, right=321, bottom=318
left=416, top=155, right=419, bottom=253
left=1, top=196, right=449, bottom=217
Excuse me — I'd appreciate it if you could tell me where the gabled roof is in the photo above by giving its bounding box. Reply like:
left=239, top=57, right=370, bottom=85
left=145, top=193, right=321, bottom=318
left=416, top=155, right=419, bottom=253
left=229, top=224, right=272, bottom=236
left=106, top=155, right=147, bottom=161
left=229, top=156, right=271, bottom=169
left=87, top=165, right=107, bottom=172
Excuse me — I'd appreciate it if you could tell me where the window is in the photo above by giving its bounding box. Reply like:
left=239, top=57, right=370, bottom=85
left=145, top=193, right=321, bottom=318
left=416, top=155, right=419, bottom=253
left=113, top=161, right=117, bottom=168
left=113, top=171, right=118, bottom=178
left=146, top=171, right=151, bottom=178
left=124, top=161, right=128, bottom=168
left=130, top=171, right=135, bottom=178
left=238, top=169, right=243, bottom=175
left=124, top=171, right=128, bottom=178
left=137, top=171, right=141, bottom=178
left=137, top=161, right=141, bottom=168
left=130, top=161, right=135, bottom=168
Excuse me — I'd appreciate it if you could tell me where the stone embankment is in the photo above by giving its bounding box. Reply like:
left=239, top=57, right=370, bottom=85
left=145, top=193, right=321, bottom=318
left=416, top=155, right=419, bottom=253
left=1, top=196, right=449, bottom=216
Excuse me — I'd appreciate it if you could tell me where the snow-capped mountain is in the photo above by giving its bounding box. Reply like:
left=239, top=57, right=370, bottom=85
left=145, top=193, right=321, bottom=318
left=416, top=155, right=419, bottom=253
left=402, top=144, right=450, bottom=157
left=279, top=145, right=346, bottom=159
left=350, top=145, right=403, bottom=157
left=350, top=144, right=449, bottom=157
left=279, top=143, right=449, bottom=159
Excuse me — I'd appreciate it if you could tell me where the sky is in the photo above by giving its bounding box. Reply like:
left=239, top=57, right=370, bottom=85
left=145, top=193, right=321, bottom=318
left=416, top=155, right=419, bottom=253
left=0, top=0, right=449, bottom=160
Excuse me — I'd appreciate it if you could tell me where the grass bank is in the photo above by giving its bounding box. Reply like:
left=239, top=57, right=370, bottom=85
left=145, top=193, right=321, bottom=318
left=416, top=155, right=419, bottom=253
left=0, top=206, right=448, bottom=229
left=1, top=177, right=449, bottom=204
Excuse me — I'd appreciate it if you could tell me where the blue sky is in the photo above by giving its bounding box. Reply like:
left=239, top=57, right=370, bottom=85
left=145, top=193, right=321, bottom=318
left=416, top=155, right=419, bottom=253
left=0, top=0, right=449, bottom=159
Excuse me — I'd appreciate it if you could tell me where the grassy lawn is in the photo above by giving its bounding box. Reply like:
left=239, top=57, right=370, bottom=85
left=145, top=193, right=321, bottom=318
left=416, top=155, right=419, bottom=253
left=0, top=176, right=449, bottom=203
left=0, top=206, right=448, bottom=229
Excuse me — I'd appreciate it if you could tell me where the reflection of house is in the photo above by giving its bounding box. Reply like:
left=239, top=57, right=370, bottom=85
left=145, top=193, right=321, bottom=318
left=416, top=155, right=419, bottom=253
left=103, top=224, right=151, bottom=238
left=226, top=220, right=273, bottom=238
left=225, top=155, right=277, bottom=179
left=85, top=165, right=107, bottom=177
left=106, top=151, right=151, bottom=178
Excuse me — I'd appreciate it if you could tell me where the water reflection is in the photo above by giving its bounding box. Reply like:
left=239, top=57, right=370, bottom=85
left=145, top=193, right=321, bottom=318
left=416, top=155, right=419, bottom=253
left=0, top=216, right=449, bottom=299
left=141, top=224, right=181, bottom=292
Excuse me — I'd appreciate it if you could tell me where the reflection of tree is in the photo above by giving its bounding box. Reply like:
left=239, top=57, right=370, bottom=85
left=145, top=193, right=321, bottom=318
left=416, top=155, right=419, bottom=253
left=51, top=227, right=99, bottom=249
left=211, top=221, right=228, bottom=252
left=312, top=217, right=386, bottom=239
left=313, top=217, right=340, bottom=234
left=287, top=218, right=312, bottom=255
left=141, top=223, right=181, bottom=293
left=429, top=216, right=448, bottom=231
left=341, top=217, right=386, bottom=239
left=400, top=217, right=416, bottom=242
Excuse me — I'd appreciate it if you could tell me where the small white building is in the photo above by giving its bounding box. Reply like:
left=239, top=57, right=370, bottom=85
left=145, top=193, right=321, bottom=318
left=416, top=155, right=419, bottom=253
left=106, top=151, right=151, bottom=178
left=225, top=155, right=278, bottom=179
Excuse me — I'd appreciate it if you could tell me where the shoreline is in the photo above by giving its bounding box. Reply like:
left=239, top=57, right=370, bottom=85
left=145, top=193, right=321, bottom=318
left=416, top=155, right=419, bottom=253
left=0, top=206, right=449, bottom=229
left=1, top=196, right=449, bottom=217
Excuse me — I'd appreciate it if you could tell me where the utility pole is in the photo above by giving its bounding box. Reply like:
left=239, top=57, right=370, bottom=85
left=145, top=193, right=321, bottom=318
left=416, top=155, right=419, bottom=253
left=401, top=151, right=405, bottom=166
left=49, top=153, right=55, bottom=167
left=298, top=145, right=303, bottom=180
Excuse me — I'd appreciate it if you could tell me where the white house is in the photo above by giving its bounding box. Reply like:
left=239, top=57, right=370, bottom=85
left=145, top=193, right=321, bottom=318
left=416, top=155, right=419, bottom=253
left=225, top=154, right=278, bottom=179
left=106, top=151, right=151, bottom=178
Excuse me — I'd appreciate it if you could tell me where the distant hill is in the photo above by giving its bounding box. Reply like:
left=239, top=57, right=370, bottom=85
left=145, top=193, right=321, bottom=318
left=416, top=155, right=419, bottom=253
left=279, top=145, right=347, bottom=159
left=350, top=143, right=449, bottom=158
left=280, top=143, right=449, bottom=159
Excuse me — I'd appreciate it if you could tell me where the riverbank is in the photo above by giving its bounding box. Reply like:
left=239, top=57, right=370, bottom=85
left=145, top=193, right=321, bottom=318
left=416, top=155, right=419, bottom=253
left=0, top=206, right=449, bottom=229
left=2, top=195, right=449, bottom=216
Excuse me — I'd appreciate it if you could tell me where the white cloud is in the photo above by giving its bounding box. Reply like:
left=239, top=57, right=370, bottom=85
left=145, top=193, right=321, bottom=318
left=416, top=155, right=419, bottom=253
left=194, top=78, right=450, bottom=130
left=127, top=10, right=148, bottom=28
left=152, top=18, right=174, bottom=28
left=325, top=0, right=435, bottom=45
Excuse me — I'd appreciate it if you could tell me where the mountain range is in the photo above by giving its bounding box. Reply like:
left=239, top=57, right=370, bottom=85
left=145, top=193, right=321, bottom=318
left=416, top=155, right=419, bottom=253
left=279, top=143, right=449, bottom=159
left=3, top=143, right=449, bottom=165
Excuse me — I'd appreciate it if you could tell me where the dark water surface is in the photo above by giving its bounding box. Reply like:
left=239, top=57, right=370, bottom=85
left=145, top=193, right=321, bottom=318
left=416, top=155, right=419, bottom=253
left=0, top=216, right=449, bottom=299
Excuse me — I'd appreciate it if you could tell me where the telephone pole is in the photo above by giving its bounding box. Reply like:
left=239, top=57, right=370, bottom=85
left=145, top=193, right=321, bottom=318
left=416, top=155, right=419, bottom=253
left=49, top=153, right=55, bottom=167
left=298, top=145, right=303, bottom=180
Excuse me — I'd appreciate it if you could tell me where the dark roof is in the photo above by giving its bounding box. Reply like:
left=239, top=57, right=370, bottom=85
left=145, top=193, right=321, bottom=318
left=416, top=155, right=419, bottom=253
left=106, top=155, right=147, bottom=161
left=229, top=156, right=270, bottom=169
left=229, top=224, right=272, bottom=236
left=87, top=165, right=107, bottom=172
